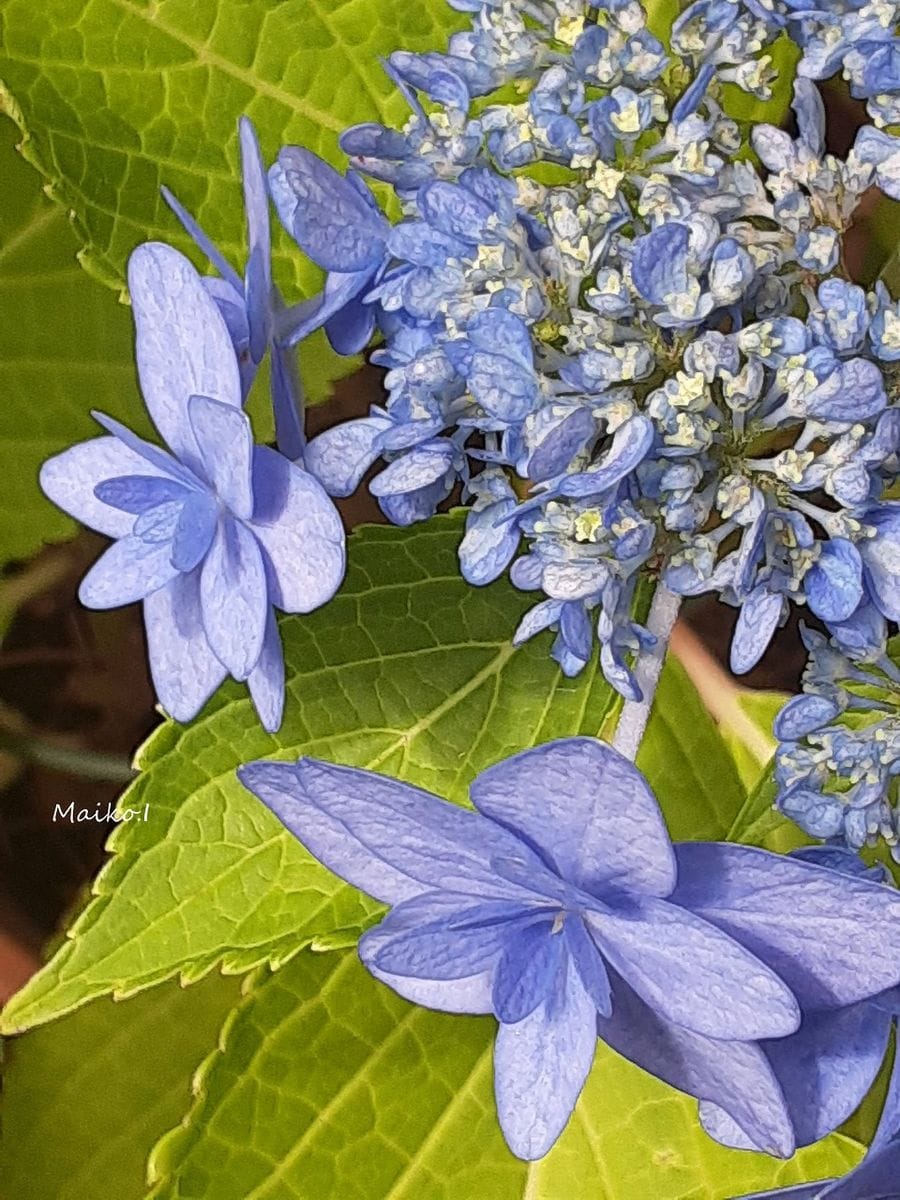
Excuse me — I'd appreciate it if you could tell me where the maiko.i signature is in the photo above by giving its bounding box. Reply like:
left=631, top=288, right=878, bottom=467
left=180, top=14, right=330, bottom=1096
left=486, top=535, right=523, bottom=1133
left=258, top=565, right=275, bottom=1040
left=52, top=802, right=150, bottom=823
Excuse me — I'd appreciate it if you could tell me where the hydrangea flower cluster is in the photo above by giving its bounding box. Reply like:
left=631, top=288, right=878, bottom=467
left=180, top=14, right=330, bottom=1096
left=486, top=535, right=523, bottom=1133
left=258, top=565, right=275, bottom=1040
left=774, top=626, right=900, bottom=859
left=275, top=0, right=900, bottom=704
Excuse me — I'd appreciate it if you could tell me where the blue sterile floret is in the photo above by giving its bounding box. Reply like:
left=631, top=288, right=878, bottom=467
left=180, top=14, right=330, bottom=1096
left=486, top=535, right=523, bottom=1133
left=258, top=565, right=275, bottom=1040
left=240, top=737, right=900, bottom=1161
left=39, top=244, right=346, bottom=732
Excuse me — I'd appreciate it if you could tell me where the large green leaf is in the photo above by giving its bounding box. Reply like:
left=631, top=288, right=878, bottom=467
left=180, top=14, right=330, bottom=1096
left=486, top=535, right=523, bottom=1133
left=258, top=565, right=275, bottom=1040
left=0, top=114, right=147, bottom=564
left=0, top=0, right=465, bottom=295
left=147, top=949, right=862, bottom=1200
left=0, top=971, right=242, bottom=1200
left=1, top=516, right=743, bottom=1033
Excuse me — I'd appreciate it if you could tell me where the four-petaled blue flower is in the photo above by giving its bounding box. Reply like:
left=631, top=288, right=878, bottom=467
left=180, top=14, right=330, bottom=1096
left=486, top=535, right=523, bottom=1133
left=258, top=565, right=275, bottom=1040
left=40, top=243, right=346, bottom=732
left=239, top=737, right=900, bottom=1160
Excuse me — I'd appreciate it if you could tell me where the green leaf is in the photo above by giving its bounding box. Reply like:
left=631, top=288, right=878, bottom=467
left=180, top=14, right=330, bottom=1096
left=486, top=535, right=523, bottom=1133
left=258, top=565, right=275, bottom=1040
left=0, top=971, right=242, bottom=1200
left=0, top=114, right=147, bottom=565
left=0, top=0, right=465, bottom=295
left=720, top=689, right=784, bottom=792
left=147, top=949, right=863, bottom=1200
left=727, top=770, right=810, bottom=854
left=1, top=518, right=743, bottom=1033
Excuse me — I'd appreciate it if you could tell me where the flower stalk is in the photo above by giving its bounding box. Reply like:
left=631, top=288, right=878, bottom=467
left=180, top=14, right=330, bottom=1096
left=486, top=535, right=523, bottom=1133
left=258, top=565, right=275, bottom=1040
left=611, top=582, right=682, bottom=762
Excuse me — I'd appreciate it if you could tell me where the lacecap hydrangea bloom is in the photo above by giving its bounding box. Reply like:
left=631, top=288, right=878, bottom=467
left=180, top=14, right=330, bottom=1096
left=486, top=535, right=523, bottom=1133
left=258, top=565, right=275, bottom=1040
left=239, top=738, right=900, bottom=1160
left=40, top=242, right=345, bottom=732
left=252, top=0, right=900, bottom=708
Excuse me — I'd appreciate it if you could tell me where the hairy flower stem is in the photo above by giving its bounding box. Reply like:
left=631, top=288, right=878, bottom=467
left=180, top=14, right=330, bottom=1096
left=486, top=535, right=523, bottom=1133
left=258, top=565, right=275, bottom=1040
left=610, top=583, right=683, bottom=762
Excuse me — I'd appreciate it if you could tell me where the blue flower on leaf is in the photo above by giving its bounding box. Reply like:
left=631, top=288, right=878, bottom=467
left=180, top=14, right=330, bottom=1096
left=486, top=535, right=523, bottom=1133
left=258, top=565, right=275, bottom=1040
left=239, top=737, right=900, bottom=1160
left=40, top=243, right=345, bottom=732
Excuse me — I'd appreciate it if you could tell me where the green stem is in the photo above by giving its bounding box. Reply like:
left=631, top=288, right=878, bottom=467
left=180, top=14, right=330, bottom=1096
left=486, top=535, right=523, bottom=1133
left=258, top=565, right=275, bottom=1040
left=0, top=728, right=135, bottom=784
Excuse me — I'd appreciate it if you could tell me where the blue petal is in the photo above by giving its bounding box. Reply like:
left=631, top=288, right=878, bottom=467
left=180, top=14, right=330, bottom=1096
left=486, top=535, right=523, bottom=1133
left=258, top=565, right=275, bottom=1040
left=40, top=435, right=185, bottom=538
left=304, top=416, right=391, bottom=498
left=369, top=443, right=455, bottom=497
left=238, top=757, right=555, bottom=905
left=588, top=897, right=800, bottom=1041
left=512, top=598, right=565, bottom=644
left=364, top=893, right=526, bottom=981
left=470, top=738, right=677, bottom=899
left=171, top=490, right=219, bottom=573
left=78, top=534, right=180, bottom=609
left=249, top=446, right=346, bottom=613
left=268, top=147, right=389, bottom=272
left=565, top=916, right=612, bottom=1017
left=730, top=586, right=783, bottom=674
left=860, top=503, right=900, bottom=621
left=492, top=920, right=562, bottom=1023
left=466, top=309, right=533, bottom=371
left=132, top=499, right=182, bottom=545
left=324, top=290, right=376, bottom=355
left=765, top=1000, right=892, bottom=1149
left=630, top=223, right=691, bottom=305
left=160, top=186, right=242, bottom=294
left=559, top=415, right=654, bottom=498
left=246, top=608, right=285, bottom=734
left=828, top=601, right=888, bottom=659
left=199, top=516, right=269, bottom=680
left=525, top=406, right=596, bottom=483
left=671, top=843, right=900, bottom=1008
left=780, top=787, right=846, bottom=839
left=467, top=353, right=538, bottom=421
left=188, top=394, right=255, bottom=520
left=378, top=479, right=449, bottom=526
left=238, top=117, right=272, bottom=364
left=773, top=694, right=841, bottom=740
left=792, top=78, right=825, bottom=156
left=270, top=341, right=306, bottom=463
left=806, top=539, right=864, bottom=623
left=494, top=956, right=597, bottom=1160
left=559, top=602, right=592, bottom=664
left=458, top=500, right=520, bottom=586
left=699, top=999, right=891, bottom=1160
left=417, top=179, right=496, bottom=243
left=143, top=569, right=227, bottom=723
left=806, top=358, right=886, bottom=422
left=598, top=975, right=795, bottom=1159
left=128, top=243, right=243, bottom=472
left=94, top=474, right=192, bottom=515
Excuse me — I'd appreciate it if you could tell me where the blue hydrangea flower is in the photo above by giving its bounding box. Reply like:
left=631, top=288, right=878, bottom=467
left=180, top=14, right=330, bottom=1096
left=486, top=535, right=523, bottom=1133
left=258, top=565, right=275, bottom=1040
left=239, top=737, right=900, bottom=1160
left=268, top=145, right=390, bottom=355
left=40, top=243, right=346, bottom=732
